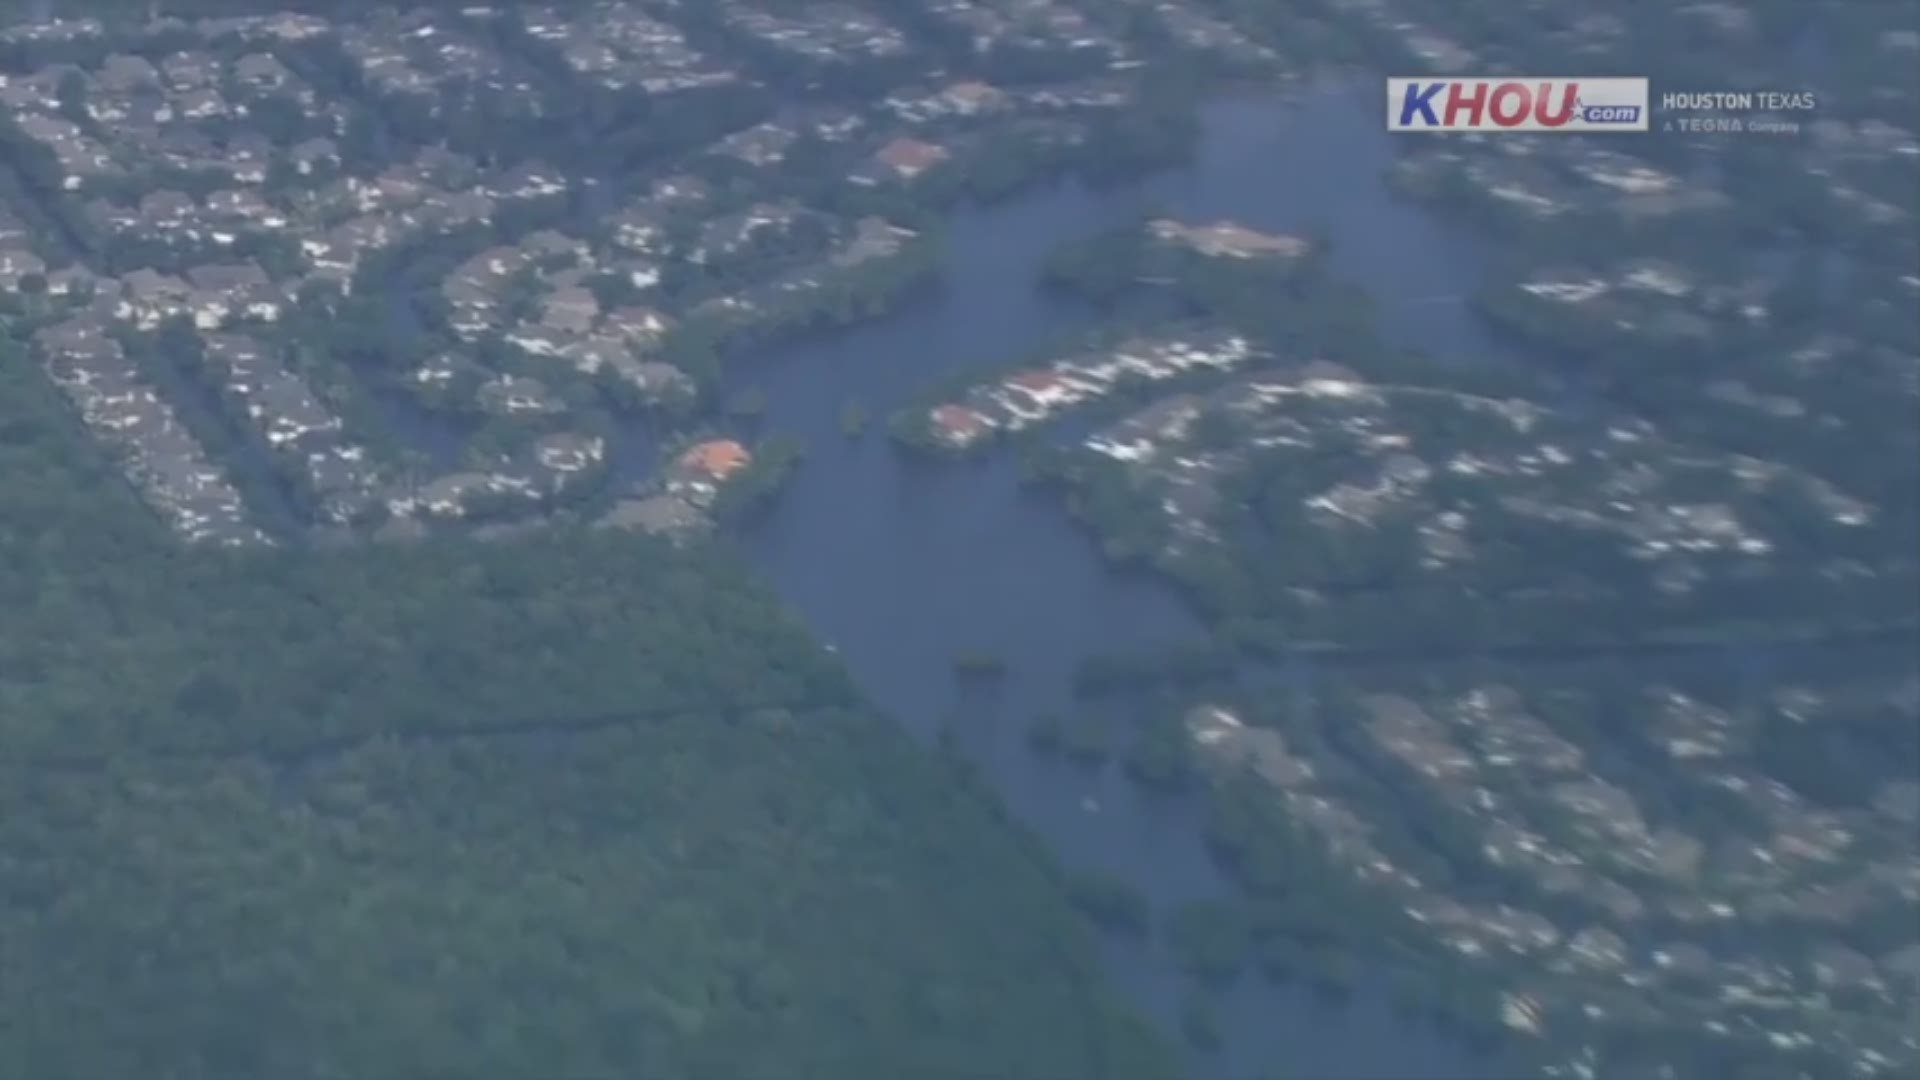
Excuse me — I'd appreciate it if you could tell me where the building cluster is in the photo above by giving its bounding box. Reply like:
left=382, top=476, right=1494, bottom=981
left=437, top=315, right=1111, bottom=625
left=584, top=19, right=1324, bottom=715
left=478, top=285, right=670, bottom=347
left=687, top=199, right=820, bottom=266
left=1080, top=364, right=1878, bottom=579
left=1394, top=140, right=1732, bottom=229
left=2, top=32, right=561, bottom=295
left=412, top=181, right=922, bottom=515
left=385, top=430, right=609, bottom=524
left=91, top=262, right=280, bottom=332
left=0, top=0, right=1411, bottom=550
left=600, top=437, right=753, bottom=536
left=881, top=79, right=1012, bottom=125
left=1187, top=671, right=1920, bottom=1076
left=31, top=316, right=264, bottom=546
left=1070, top=357, right=1912, bottom=1065
left=835, top=74, right=1130, bottom=186
left=520, top=2, right=741, bottom=96
left=921, top=326, right=1263, bottom=450
left=0, top=16, right=106, bottom=46
left=338, top=10, right=543, bottom=109
left=0, top=204, right=38, bottom=288
left=921, top=0, right=1129, bottom=61
left=437, top=224, right=681, bottom=396
left=0, top=21, right=583, bottom=542
left=1481, top=251, right=1910, bottom=517
left=721, top=2, right=912, bottom=64
left=1, top=53, right=333, bottom=194
left=1316, top=0, right=1478, bottom=73
left=1063, top=0, right=1915, bottom=1072
left=1071, top=346, right=1913, bottom=1069
left=707, top=105, right=867, bottom=168
left=1502, top=252, right=1785, bottom=345
left=1369, top=0, right=1916, bottom=526
left=199, top=331, right=383, bottom=525
left=687, top=214, right=924, bottom=333
left=853, top=73, right=1141, bottom=181
left=1116, top=0, right=1276, bottom=65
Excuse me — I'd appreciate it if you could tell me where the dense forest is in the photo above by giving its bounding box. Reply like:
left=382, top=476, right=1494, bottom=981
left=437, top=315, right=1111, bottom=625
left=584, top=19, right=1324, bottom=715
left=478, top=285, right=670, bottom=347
left=0, top=337, right=1178, bottom=1078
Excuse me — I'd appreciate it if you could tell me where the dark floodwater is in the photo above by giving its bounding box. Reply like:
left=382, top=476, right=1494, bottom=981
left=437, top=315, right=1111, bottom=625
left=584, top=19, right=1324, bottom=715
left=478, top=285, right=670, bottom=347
left=726, top=82, right=1513, bottom=1080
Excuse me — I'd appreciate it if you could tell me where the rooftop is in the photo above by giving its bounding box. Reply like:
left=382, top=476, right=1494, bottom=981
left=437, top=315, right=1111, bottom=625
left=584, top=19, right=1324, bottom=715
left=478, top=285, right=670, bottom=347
left=676, top=439, right=752, bottom=481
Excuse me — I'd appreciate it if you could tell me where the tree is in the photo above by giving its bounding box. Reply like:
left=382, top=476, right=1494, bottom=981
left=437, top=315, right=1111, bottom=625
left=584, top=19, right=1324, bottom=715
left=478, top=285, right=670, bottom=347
left=1123, top=719, right=1198, bottom=793
left=1179, top=996, right=1221, bottom=1051
left=1163, top=900, right=1249, bottom=988
left=726, top=386, right=768, bottom=419
left=249, top=93, right=310, bottom=145
left=1063, top=868, right=1151, bottom=937
left=56, top=69, right=88, bottom=123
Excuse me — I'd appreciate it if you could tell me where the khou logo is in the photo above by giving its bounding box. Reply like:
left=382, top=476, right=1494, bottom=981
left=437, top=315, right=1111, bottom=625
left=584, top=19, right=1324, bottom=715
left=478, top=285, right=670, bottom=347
left=1388, top=78, right=1650, bottom=132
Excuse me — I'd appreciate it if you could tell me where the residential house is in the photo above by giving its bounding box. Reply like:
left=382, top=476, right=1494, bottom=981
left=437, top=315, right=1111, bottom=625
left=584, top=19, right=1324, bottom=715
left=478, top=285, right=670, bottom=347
left=857, top=136, right=949, bottom=184
left=116, top=268, right=192, bottom=328
left=540, top=285, right=600, bottom=335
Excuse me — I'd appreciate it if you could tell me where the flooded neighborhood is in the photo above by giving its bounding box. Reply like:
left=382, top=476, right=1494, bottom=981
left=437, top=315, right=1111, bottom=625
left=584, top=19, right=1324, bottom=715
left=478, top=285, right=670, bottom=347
left=0, top=1, right=1914, bottom=1078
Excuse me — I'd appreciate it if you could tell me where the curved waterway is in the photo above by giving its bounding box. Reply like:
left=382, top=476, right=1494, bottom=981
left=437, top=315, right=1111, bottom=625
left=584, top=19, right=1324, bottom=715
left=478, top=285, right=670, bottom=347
left=726, top=82, right=1513, bottom=1080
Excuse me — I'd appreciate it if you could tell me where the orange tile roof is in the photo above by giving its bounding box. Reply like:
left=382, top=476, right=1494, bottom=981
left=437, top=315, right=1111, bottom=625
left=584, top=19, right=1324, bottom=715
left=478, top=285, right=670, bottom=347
left=678, top=439, right=751, bottom=480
